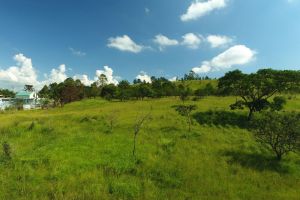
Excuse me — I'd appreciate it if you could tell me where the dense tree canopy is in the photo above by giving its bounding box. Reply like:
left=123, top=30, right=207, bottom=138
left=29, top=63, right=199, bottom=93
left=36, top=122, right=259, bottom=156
left=218, top=69, right=300, bottom=119
left=195, top=83, right=217, bottom=97
left=24, top=85, right=34, bottom=92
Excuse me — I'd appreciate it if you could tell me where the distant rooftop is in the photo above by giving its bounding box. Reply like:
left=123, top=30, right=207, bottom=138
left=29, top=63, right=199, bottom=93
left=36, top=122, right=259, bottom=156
left=16, top=91, right=32, bottom=96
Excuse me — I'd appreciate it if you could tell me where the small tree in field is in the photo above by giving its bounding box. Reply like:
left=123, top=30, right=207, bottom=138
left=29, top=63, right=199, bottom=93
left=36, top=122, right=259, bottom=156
left=106, top=110, right=119, bottom=132
left=98, top=74, right=108, bottom=87
left=178, top=83, right=191, bottom=103
left=132, top=112, right=151, bottom=157
left=251, top=112, right=300, bottom=160
left=174, top=105, right=197, bottom=132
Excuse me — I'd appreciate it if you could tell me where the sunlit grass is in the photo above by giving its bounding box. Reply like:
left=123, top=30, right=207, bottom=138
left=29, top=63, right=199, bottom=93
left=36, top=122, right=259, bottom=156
left=0, top=95, right=299, bottom=199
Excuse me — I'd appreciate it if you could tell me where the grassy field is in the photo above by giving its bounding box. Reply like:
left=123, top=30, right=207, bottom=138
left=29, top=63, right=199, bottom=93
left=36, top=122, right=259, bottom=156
left=0, top=95, right=299, bottom=200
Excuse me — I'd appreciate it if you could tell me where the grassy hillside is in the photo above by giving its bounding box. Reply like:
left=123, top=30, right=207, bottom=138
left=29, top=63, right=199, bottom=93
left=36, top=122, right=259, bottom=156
left=0, top=96, right=299, bottom=200
left=175, top=80, right=218, bottom=91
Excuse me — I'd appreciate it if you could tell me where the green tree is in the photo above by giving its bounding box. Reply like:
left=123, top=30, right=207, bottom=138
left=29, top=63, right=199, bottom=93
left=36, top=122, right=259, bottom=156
left=184, top=70, right=199, bottom=80
left=48, top=83, right=62, bottom=106
left=101, top=84, right=117, bottom=100
left=178, top=83, right=192, bottom=103
left=59, top=78, right=84, bottom=104
left=270, top=96, right=287, bottom=111
left=173, top=104, right=197, bottom=132
left=195, top=83, right=216, bottom=97
left=24, top=85, right=34, bottom=92
left=98, top=74, right=108, bottom=87
left=90, top=82, right=100, bottom=98
left=150, top=77, right=176, bottom=97
left=116, top=80, right=131, bottom=101
left=133, top=79, right=142, bottom=84
left=134, top=83, right=154, bottom=100
left=251, top=112, right=300, bottom=160
left=40, top=98, right=51, bottom=109
left=38, top=85, right=50, bottom=98
left=218, top=69, right=300, bottom=120
left=0, top=89, right=15, bottom=98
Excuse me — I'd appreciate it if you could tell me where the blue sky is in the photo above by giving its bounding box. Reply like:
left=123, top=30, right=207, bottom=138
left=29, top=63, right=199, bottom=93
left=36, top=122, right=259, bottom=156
left=0, top=0, right=300, bottom=89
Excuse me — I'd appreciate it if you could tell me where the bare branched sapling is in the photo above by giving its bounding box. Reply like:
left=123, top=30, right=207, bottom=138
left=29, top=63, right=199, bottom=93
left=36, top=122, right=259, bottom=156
left=106, top=110, right=119, bottom=132
left=132, top=112, right=151, bottom=157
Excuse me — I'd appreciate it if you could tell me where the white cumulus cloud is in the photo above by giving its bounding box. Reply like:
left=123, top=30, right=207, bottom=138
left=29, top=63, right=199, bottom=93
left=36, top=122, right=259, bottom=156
left=207, top=35, right=233, bottom=48
left=181, top=0, right=227, bottom=22
left=44, top=64, right=68, bottom=85
left=192, top=45, right=256, bottom=73
left=0, top=54, right=72, bottom=90
left=73, top=74, right=94, bottom=86
left=136, top=71, right=152, bottom=83
left=96, top=66, right=119, bottom=85
left=107, top=35, right=144, bottom=53
left=169, top=76, right=178, bottom=82
left=182, top=33, right=202, bottom=49
left=0, top=54, right=39, bottom=89
left=0, top=53, right=122, bottom=90
left=153, top=34, right=179, bottom=51
left=74, top=66, right=120, bottom=86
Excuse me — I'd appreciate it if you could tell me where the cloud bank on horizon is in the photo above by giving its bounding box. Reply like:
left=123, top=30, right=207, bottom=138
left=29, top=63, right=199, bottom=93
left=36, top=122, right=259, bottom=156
left=0, top=54, right=120, bottom=90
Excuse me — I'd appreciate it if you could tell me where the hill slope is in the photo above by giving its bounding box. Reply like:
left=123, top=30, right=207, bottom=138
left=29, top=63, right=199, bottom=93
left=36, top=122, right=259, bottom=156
left=0, top=96, right=299, bottom=200
left=175, top=79, right=218, bottom=91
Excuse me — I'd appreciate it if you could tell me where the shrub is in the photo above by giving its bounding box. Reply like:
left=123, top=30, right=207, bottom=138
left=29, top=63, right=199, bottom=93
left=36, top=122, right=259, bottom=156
left=28, top=121, right=35, bottom=131
left=193, top=110, right=248, bottom=128
left=2, top=141, right=11, bottom=159
left=270, top=96, right=286, bottom=111
left=159, top=138, right=176, bottom=154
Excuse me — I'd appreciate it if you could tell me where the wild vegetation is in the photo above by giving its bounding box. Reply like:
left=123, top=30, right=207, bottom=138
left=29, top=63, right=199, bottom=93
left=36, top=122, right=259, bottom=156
left=0, top=69, right=300, bottom=199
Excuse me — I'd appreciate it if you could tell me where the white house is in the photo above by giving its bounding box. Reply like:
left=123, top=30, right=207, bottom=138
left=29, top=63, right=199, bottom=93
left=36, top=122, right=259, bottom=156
left=0, top=97, right=13, bottom=110
left=15, top=91, right=40, bottom=110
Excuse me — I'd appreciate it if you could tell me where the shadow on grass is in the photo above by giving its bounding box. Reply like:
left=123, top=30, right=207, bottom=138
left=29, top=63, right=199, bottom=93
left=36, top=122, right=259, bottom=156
left=193, top=110, right=249, bottom=129
left=224, top=151, right=289, bottom=174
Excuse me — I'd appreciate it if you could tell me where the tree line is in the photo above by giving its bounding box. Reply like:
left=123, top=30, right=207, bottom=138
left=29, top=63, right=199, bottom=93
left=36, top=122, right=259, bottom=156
left=0, top=89, right=15, bottom=98
left=37, top=69, right=299, bottom=107
left=37, top=74, right=219, bottom=107
left=2, top=68, right=299, bottom=110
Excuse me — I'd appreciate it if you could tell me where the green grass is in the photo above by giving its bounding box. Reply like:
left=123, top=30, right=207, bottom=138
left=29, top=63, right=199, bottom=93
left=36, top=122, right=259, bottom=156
left=0, top=96, right=299, bottom=200
left=175, top=80, right=218, bottom=91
